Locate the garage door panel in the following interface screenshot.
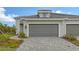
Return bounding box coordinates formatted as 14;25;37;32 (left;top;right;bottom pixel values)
66;24;79;36
29;24;58;37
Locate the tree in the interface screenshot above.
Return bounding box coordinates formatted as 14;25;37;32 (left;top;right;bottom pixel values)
0;23;16;34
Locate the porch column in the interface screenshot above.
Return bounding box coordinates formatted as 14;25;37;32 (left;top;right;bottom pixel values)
23;21;26;34
27;24;29;37
59;21;66;37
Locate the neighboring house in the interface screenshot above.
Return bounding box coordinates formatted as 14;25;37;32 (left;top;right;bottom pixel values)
15;10;79;37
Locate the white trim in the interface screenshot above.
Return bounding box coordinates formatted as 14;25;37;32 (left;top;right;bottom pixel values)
58;24;60;37
59;22;66;37
23;21;27;35
28;21;61;24
65;20;79;24
27;24;29;37
21;18;64;21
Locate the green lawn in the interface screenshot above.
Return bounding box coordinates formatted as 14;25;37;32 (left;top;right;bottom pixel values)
0;33;23;51
0;47;16;51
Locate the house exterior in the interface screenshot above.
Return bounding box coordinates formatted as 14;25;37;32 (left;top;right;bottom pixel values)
15;10;79;37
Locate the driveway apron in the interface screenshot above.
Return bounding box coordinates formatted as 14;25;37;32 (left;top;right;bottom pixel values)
17;37;79;51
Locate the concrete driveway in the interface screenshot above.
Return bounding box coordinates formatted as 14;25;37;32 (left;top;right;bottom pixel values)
17;37;79;51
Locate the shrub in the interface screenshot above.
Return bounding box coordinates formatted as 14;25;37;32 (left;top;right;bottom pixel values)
18;32;26;38
63;34;76;41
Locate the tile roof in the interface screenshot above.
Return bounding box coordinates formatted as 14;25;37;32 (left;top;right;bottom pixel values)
15;13;79;19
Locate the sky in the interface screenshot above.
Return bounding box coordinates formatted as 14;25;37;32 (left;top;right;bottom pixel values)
1;7;79;26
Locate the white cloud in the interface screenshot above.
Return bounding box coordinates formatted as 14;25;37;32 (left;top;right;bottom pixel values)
8;14;18;18
54;10;72;15
55;10;63;13
0;7;17;22
0;8;5;12
0;16;15;22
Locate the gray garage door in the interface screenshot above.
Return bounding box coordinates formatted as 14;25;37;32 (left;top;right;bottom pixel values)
66;24;79;36
29;24;58;37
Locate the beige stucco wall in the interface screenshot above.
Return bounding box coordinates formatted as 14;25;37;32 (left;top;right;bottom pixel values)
16;18;79;37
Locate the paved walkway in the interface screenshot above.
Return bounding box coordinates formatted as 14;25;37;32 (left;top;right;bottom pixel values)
17;37;79;51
